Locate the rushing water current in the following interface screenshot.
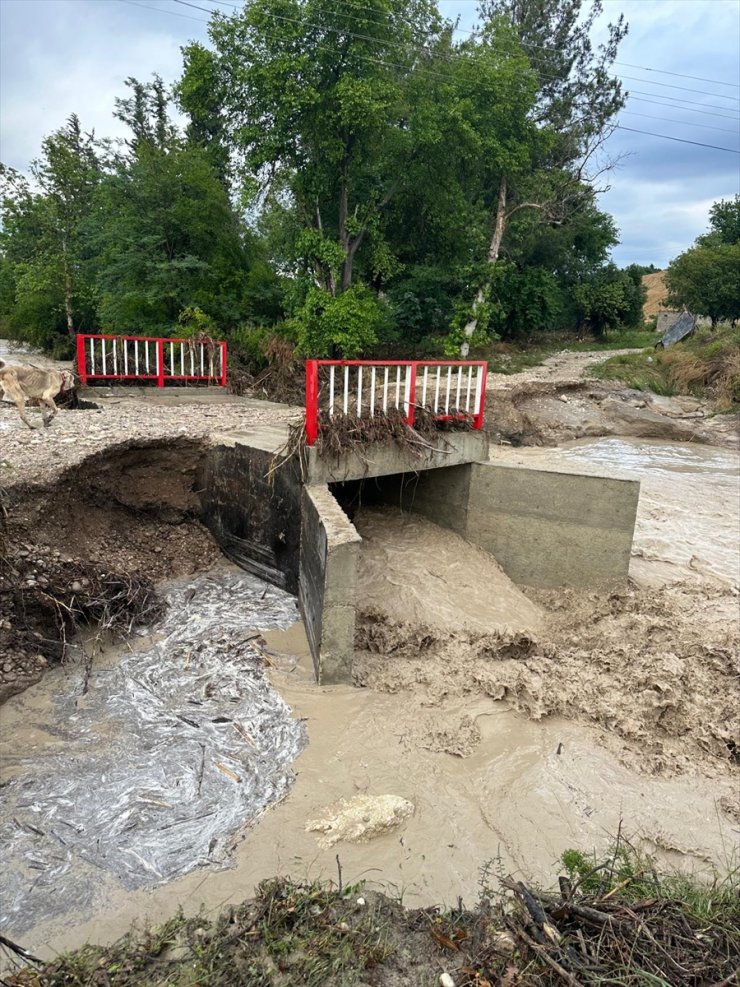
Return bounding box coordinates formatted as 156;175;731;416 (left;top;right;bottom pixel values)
0;568;306;934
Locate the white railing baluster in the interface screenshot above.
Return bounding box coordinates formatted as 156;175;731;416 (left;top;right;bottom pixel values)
466;366;472;410
434;367;441;415
382;368;389;413
112;339;118;375
456;367;462;411
209;350;214;378
370;366;376;416
343;366;349;414
395;366;401;411
180;343;185;377
190;346;195;377
403;365;412;418
102;340;107;376
445;366;452;413
357;366;363;416
329;365;335;417
145;341;150;374
421;366;429;409
134;340;139;376
200;345;204;377
123;340;129;376
89;337;95;377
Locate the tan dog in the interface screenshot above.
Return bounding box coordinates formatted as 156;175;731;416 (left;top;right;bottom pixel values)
0;360;76;429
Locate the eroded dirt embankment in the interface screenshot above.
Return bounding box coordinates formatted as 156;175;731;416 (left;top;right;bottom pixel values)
0;439;219;702
485;349;739;448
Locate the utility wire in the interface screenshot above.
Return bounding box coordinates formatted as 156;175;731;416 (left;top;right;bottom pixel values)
118;0;740;153
621;110;740;136
627;96;739;122
202;0;740;90
615;126;739;154
173;0;740;119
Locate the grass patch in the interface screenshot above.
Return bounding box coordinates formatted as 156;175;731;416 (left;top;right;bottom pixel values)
591;322;740;410
5;846;739;986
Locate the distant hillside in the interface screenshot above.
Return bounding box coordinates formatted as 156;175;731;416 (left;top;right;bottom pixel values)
642;270;669;318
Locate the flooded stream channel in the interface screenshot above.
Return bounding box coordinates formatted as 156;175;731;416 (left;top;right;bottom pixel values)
1;436;738;959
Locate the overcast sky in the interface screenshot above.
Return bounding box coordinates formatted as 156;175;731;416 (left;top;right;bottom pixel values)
1;0;738;267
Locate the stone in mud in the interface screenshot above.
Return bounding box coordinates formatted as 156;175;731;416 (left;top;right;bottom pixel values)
306;794;414;848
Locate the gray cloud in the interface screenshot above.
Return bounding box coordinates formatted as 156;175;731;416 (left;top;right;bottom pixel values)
0;0;737;268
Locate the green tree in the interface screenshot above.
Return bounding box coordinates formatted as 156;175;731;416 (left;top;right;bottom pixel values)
665;197;740;326
180;0;442;352
0;116;100;344
457;0;628;350
665;244;740;326
699;195;740;247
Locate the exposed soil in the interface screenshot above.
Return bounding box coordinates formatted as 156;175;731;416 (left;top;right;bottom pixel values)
642;270;668;318
484;349;739;448
0;439;221;703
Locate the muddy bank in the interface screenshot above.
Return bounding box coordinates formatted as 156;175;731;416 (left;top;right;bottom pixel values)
486;378;738;448
7;863;738;987
0;440;220;702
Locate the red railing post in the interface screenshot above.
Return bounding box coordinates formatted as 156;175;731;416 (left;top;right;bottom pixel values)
305;360;319;445
75;334;88;387
157;338;165;388
220;342;228;388
474;362;487;430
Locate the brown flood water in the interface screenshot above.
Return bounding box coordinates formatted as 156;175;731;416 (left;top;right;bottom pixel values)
4;437;739;959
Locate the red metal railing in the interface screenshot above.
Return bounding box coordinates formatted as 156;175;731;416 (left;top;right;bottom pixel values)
305;359;487;445
76;333;227;388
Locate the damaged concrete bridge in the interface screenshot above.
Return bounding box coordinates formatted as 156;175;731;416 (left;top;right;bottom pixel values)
201;360;640;684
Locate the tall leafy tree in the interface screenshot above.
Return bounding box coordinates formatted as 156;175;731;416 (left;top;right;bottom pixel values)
456;0;628;349
665;196;740;326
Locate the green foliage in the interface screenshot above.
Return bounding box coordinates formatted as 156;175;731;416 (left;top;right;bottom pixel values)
665;242;740;326
291;284;384;357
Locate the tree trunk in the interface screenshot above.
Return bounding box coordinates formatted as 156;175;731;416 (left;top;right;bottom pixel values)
460;175;508;356
61;236;75;336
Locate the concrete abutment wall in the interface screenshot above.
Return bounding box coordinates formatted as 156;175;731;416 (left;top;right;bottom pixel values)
201;429;640;683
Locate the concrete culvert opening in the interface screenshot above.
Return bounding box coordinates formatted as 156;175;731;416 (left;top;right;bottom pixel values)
0;440;306;936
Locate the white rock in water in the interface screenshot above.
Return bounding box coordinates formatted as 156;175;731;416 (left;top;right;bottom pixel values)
306;794;414;848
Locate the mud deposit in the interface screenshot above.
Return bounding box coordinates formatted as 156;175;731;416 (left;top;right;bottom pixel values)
354;508;543;637
0;565;305;936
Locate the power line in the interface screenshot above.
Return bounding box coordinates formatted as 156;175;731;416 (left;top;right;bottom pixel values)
621;110;740;136
627;95;739;121
120;0;209;21
202;0;740;90
626;88;740;115
174;0;740;105
615;125;739;154
615;60;739;90
119;0;740;154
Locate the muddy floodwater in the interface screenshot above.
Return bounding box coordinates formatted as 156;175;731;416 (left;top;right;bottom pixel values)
2;437;739;959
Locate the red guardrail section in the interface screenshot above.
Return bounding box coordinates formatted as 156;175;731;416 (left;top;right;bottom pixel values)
305;359;487;445
76;333;227;387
